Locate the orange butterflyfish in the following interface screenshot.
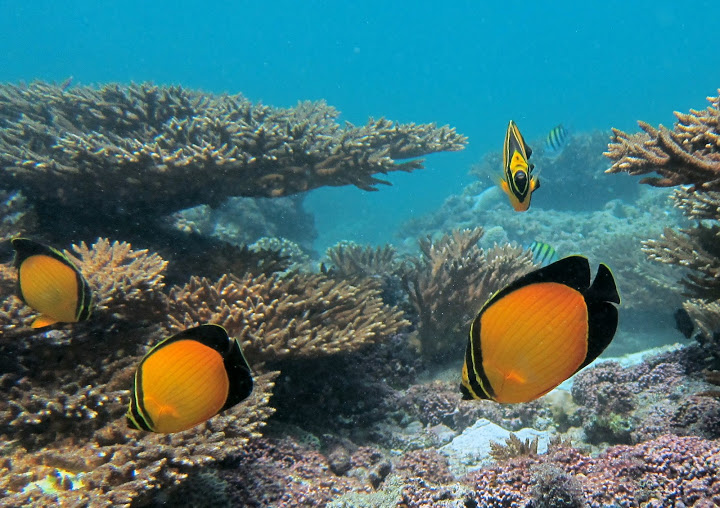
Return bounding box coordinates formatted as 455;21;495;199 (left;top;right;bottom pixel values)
500;120;539;212
461;255;620;404
11;238;93;328
126;324;254;433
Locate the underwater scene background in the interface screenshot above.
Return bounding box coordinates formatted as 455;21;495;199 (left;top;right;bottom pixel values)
2;1;720;506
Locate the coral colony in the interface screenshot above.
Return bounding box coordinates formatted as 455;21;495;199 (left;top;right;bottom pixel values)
1;83;720;506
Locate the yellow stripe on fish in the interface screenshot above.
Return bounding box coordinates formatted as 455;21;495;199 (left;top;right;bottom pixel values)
501;120;539;212
127;324;254;433
461;255;620;403
11;238;92;328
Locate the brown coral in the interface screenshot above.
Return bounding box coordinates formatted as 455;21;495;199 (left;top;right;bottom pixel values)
324;242;399;279
605;90;720;189
0;81;466;237
403;227;535;361
0;370;278;507
489;433;540;463
165;271;409;363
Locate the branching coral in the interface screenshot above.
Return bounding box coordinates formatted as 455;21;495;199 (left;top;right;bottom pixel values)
0;238;285;506
489;433;539;462
402;227;535;361
641;188;720;300
324;242;399;279
0;190;36;244
0;81;466;234
605;90;720;189
164;272;409;363
0;371;278;507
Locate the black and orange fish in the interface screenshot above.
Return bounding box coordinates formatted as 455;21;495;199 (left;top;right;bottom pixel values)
500;120;539;212
461;255;620;403
12;238;93;328
127;324;254;433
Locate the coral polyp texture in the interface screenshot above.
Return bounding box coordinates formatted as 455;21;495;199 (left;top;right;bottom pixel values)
164;271;409;363
0;81;466;227
605;90;720;189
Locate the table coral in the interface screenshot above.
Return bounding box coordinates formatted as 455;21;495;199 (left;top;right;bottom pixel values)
0;81;466;235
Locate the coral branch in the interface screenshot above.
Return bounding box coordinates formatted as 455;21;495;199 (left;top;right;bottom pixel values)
605;91;720;189
0;82;466;229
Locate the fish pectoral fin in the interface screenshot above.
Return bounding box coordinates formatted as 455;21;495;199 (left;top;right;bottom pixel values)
500;180;511;195
504;370;527;385
531;176;540;191
31;315;59;328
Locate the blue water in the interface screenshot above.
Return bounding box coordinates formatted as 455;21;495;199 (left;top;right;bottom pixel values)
3;1;720;249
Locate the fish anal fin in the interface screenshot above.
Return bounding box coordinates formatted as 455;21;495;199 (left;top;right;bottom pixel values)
31;315;58;328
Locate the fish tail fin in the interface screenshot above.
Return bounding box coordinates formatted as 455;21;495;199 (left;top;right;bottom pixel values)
31;315;59;328
579;264;621;370
587;264;620;305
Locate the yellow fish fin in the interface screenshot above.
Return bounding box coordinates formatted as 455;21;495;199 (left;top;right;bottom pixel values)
31;315;59;328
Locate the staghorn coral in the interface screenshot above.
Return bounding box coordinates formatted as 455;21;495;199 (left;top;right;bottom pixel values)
0;81;466;235
402;227;535;362
164;272;409;363
605;90;720;189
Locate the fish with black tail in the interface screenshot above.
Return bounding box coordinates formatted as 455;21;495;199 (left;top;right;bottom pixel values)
11;238;93;328
461;255;620;403
127;324;254;433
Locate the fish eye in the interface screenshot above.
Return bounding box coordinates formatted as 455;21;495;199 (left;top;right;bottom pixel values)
514;170;527;188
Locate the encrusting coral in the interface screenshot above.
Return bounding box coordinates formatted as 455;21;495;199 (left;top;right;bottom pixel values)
402;227;535;362
0;81;466;238
605;89;720;189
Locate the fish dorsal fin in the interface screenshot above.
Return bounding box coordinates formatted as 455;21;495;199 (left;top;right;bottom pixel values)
483;256;590;312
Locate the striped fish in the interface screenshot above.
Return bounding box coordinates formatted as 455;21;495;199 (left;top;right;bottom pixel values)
528;240;558;266
545;124;569;154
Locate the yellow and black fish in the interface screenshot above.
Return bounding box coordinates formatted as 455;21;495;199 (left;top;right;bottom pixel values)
461;255;620;403
11;238;92;328
127;324;254;433
501;120;539;212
